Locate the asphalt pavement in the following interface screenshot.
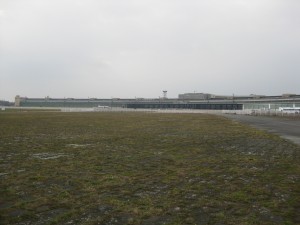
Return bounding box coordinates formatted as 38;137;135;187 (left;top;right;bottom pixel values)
221;114;300;145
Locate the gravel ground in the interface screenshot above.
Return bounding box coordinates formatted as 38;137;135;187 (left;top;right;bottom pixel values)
221;114;300;145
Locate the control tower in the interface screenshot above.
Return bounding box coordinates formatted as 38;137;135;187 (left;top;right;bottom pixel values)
163;90;167;99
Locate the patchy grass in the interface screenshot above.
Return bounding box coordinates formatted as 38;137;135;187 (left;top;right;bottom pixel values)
0;112;299;224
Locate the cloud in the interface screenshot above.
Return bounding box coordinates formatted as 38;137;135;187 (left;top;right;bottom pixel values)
0;0;300;101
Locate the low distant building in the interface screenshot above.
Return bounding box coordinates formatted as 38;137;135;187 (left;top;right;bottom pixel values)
0;100;11;106
282;93;297;98
14;93;300;110
178;93;213;100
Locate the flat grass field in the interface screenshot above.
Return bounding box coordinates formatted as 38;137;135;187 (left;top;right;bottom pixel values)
0;112;299;225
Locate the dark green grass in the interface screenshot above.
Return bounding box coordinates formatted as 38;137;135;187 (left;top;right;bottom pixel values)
0;112;299;224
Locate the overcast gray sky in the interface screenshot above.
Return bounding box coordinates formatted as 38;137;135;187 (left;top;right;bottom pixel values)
0;0;299;101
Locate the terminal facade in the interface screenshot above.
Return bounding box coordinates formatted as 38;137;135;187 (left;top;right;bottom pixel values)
14;93;300;110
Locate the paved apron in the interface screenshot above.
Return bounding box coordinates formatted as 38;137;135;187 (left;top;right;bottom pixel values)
221;114;300;146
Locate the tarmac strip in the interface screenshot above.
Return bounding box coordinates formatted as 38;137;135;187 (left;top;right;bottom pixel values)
221;114;300;146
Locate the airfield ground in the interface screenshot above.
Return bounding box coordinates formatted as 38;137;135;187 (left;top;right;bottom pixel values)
222;114;300;146
0;112;299;224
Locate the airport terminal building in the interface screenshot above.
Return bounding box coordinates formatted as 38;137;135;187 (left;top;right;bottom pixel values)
14;93;300;110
